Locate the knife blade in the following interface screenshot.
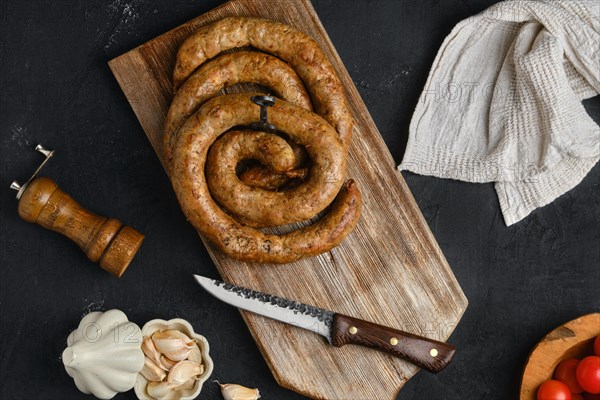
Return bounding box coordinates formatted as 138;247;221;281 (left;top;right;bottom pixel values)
193;275;456;373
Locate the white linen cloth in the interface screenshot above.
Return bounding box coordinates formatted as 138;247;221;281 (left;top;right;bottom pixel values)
398;0;600;225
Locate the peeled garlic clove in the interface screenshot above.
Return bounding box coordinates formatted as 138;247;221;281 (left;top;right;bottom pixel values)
146;381;174;400
187;344;202;364
142;336;163;367
218;383;261;400
140;356;167;382
152;330;195;361
167;360;204;388
160;355;178;371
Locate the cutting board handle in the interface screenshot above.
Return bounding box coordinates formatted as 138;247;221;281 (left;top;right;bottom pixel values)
331;314;456;373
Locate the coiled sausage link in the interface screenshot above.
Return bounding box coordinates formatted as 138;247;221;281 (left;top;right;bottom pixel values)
168;17;362;263
171;93;361;263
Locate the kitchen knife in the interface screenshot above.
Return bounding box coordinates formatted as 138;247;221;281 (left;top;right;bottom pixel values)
193;275;456;373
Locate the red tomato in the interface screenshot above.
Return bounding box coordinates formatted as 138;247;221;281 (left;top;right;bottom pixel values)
537;380;572;400
576;356;600;394
595;335;600;356
555;359;584;393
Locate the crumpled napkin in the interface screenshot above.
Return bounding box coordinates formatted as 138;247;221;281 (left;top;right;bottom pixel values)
398;0;599;225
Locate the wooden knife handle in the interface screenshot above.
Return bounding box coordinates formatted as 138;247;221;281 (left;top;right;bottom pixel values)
331;313;456;373
17;177;144;277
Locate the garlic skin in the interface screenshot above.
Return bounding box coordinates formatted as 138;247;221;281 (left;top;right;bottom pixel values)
176;377;196;391
142;336;163;368
167;360;204;388
219;383;261;400
159;355;178;371
146;381;174;400
140;357;167;382
187;344;202;364
152;330;195;361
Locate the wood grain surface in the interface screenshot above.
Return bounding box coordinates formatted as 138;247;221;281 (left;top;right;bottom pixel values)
108;0;468;398
520;313;600;400
17;177;144;277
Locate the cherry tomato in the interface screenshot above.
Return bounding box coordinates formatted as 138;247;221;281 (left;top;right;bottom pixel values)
537;380;572;400
594;335;600;356
576;356;600;394
555;359;584;393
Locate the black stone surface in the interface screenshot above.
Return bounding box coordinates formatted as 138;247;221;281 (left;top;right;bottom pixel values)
1;1;598;399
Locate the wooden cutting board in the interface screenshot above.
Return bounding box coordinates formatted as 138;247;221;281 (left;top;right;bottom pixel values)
109;0;468;398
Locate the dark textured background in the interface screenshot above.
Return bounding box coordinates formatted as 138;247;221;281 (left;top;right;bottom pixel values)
1;1;599;399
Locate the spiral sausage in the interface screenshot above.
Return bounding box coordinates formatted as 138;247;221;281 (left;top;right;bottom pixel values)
167;17;362;263
171;93;362;263
175;93;346;225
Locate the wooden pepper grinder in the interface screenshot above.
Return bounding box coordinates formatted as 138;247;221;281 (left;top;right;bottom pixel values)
10;144;144;277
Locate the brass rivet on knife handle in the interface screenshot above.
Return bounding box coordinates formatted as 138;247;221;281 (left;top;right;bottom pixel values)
349;326;358;335
331;314;456;374
11;145;144;277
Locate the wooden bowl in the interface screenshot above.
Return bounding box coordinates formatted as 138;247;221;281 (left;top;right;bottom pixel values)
520;313;600;400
